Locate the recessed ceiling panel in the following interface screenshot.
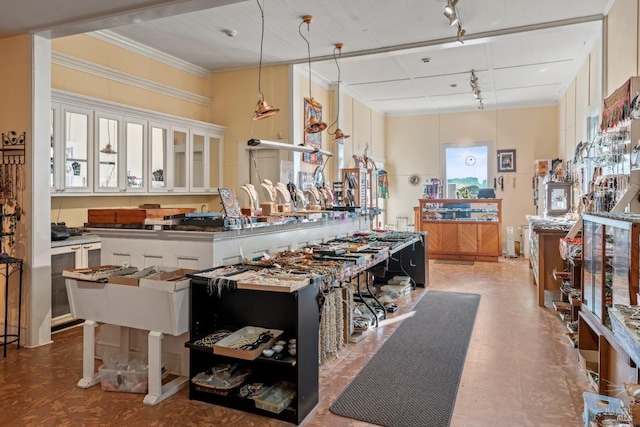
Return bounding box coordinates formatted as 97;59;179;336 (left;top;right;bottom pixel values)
415;70;494;95
312;55;407;86
372;97;437;115
393;43;490;78
493;61;576;90
490;21;601;69
495;85;563;106
349;79;425;102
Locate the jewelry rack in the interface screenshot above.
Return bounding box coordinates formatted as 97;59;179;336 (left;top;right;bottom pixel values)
0;131;24;357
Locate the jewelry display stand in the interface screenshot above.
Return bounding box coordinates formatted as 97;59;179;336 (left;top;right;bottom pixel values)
0;131;25;358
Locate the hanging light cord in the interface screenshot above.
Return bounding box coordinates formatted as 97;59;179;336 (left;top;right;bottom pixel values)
298;19;312;100
256;0;265;100
329;46;341;133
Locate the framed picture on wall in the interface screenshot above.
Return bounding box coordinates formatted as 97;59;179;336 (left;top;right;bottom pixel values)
497;149;516;172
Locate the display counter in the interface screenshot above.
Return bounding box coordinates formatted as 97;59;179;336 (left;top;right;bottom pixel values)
89;215;366;270
526;215;575;306
416;198;502;262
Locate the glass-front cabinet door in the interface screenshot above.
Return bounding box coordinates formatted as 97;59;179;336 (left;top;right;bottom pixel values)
149;123;168;191
608;225;630;328
125;119;146;191
63;106;93;192
191;132;206;191
189;132;222;192
209;135;222;190
172;128;188;192
95;113;121;191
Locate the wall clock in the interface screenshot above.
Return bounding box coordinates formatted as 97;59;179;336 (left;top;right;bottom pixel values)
408;174;421;186
465;155;476;166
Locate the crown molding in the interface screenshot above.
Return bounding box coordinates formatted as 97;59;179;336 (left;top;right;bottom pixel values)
51;51;211;107
88;30;211;78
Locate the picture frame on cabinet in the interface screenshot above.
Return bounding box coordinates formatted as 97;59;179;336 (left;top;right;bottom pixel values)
497;149;516;173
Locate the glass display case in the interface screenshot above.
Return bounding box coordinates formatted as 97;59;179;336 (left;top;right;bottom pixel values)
417;198;502;262
582;213;639;329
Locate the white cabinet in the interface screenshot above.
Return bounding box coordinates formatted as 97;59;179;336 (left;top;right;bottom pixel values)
51;239;101;327
50;90;226;197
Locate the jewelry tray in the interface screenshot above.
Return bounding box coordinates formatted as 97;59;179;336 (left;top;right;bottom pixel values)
214;326;283;360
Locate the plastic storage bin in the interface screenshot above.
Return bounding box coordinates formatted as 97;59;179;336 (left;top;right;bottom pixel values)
582;392;628;427
254;381;296;414
99;365;149;393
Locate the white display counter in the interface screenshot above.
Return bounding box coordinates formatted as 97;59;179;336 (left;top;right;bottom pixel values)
67;279;189;405
90;216;366;269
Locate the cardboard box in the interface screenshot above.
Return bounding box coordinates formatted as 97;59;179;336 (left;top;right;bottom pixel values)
214;326;283;360
108;266;169;287
579;349;599;374
139;268;195;292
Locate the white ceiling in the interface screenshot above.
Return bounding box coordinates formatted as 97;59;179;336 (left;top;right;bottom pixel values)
0;0;613;115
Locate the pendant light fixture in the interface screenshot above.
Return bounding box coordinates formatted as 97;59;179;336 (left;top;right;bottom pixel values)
330;43;350;144
252;0;279;120
100;119;116;154
299;15;327;134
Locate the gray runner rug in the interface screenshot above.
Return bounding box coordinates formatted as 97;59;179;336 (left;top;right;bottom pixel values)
330;290;480;427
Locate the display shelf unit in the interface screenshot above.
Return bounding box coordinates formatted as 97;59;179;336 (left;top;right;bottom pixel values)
416;198;501;262
341;168;377;210
582;213;639;329
187;279;319;425
578;213;640;397
526;216;575;307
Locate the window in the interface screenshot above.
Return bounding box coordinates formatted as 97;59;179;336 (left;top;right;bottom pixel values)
443;143;491;198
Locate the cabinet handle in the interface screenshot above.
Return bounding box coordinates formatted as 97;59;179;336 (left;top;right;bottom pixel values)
70;246;81;250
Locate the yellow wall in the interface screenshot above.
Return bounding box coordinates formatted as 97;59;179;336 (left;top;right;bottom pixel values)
606;0;638;94
211;65;289;191
52;35;211;121
0;35;30;262
386;106;558;231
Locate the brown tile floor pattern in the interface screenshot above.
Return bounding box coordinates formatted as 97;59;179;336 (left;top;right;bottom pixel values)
0;258;591;426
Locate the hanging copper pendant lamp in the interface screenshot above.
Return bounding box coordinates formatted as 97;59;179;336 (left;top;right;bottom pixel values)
300;15;327;134
330;43;350;144
252;0;279;120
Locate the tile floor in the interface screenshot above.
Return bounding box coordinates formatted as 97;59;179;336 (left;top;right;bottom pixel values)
0;258;592;426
